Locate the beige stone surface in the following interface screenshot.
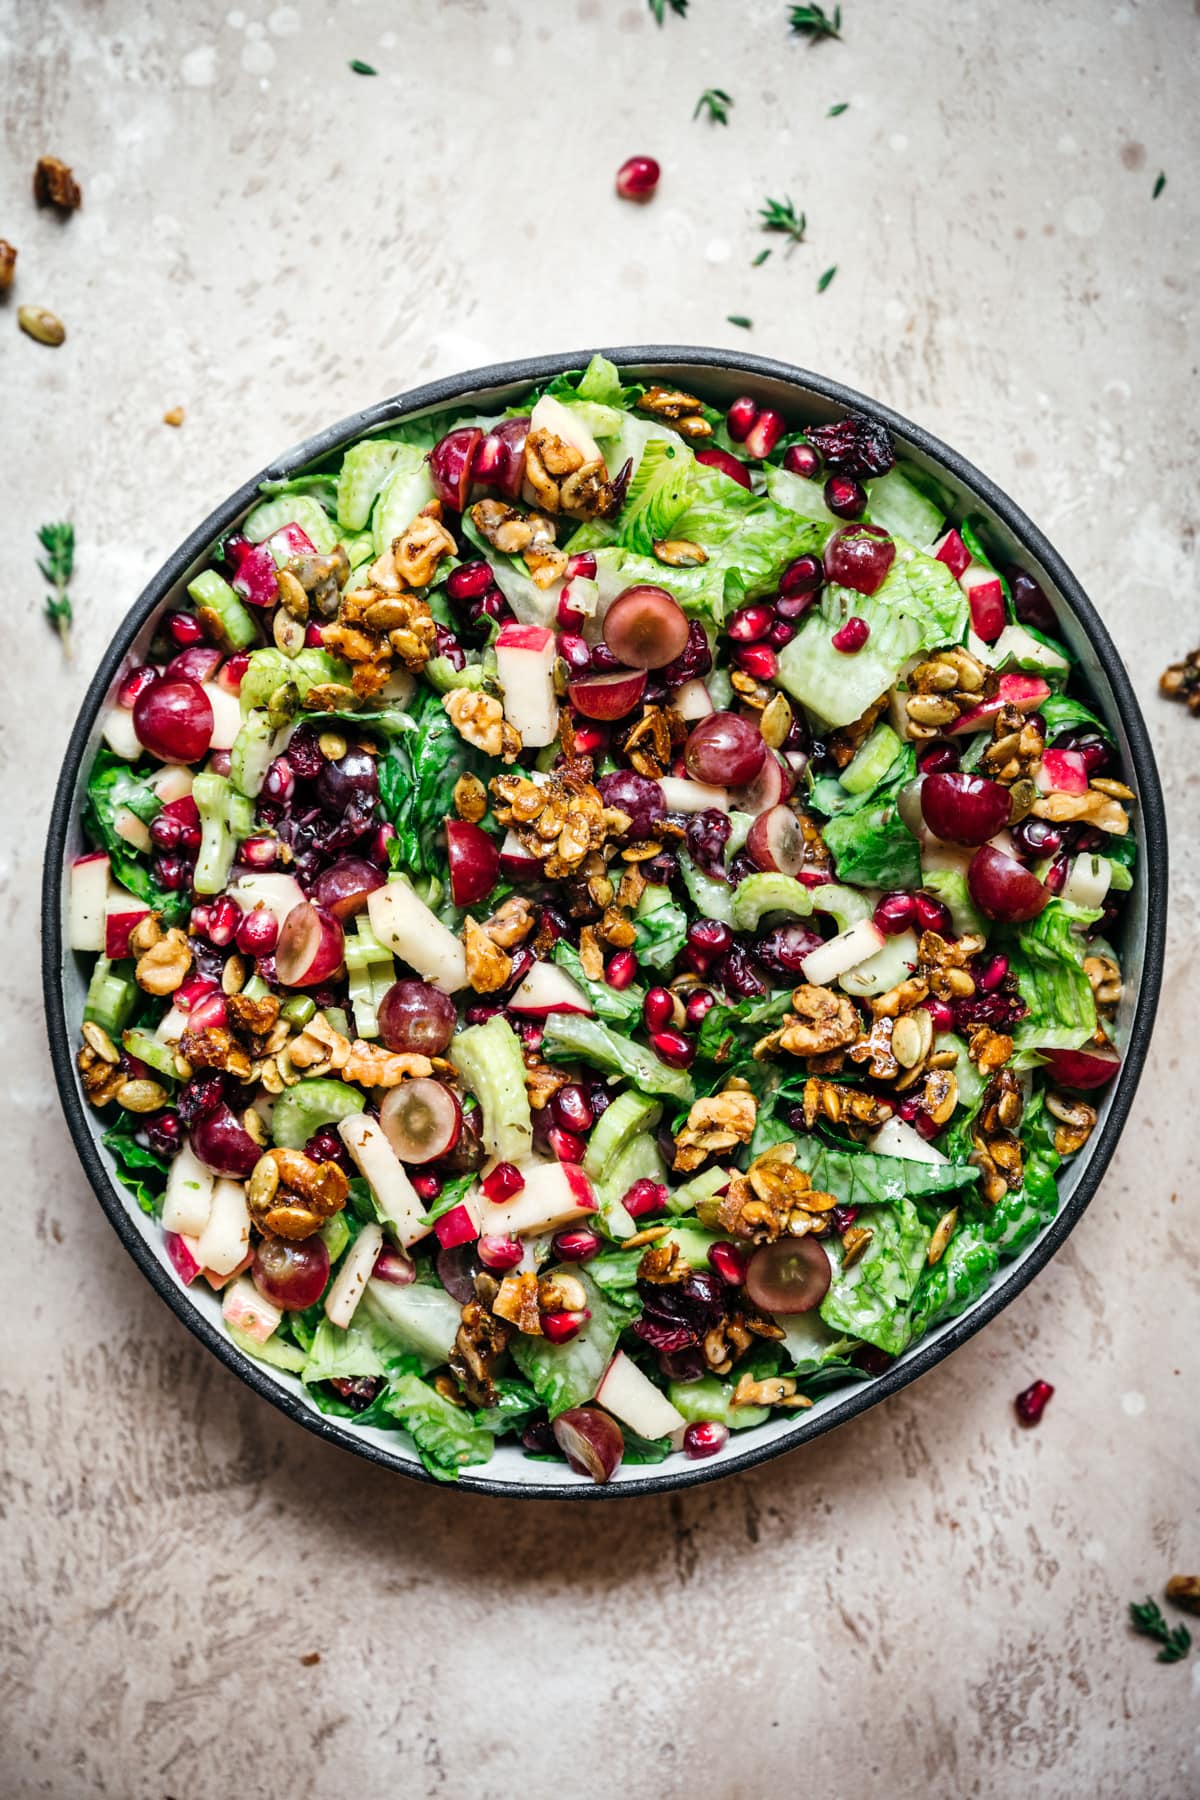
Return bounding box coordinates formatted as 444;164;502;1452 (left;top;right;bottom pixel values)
2;1;1197;1795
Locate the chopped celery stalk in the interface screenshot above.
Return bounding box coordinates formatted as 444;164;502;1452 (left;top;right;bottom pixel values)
731;873;816;933
667;1224;724;1268
241;974;270;1002
807;882;873;931
336;439;400;531
192;771;251;894
323;1005;350;1040
229;710;280;799
227;1324;308;1373
668;1375;769;1431
83;959;137;1036
345;917;395;1039
271;1078;366;1150
243;493;339;554
865;467;945;548
725;810;756;859
238;647;352;717
319;1211;352;1265
666;1164;731;1216
677;855;735;925
281;994;316;1026
341;528;376;569
635;882;672;918
372;448;437;557
186;569;258;652
541;1013;695;1106
449;1015;534;1165
840;722;904;795
121;1028;179;1081
583;1089;662;1183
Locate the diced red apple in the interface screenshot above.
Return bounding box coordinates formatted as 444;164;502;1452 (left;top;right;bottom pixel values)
509;960;594;1017
230;871;306;934
867;1117;950;1164
480;1160;597;1237
112;805;152;854
594;1350;686;1439
101;705;142;760
959;564;1007;644
222;1274;283;1344
324;1222;384;1328
202;682;243;751
989;622;1069;676
338;1113;430;1249
1061;853;1112;909
366;880;468;993
932;528;971;580
673;678;715;722
162;1139;217;1236
232;540;281;606
495;622;559;746
1040;1044;1121;1090
434;1203;480;1249
150;764;195;804
1036;748;1088;795
105;892;152;959
446;819;501;906
203;1246;255;1290
658;775;730;813
567;668;648;720
164;1231;204;1286
949;672;1052;734
195;1177;252;1277
68;851;110;952
801;918;886;986
499;830;541;882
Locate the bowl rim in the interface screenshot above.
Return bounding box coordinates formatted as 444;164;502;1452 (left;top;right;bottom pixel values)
42;344;1168;1500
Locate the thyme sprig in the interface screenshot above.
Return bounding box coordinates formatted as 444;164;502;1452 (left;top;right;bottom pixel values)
649;0;688;22
694;87;733;125
38;521;75;657
1129;1597;1192;1664
759;196;807;249
789;4;842;42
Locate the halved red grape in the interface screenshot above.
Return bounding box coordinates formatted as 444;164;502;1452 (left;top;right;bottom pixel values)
275;902;346;987
552;1406;624;1483
967;844;1050;923
165;644;224;685
823;523;896;596
472;416;529;502
920;772;1012;847
428;426;481;511
733;752;790;817
685;711;766;787
311;856;385;922
746;803;808;875
567;668;648;720
603;585;690;670
1040;1044;1120;1089
252;1232;330;1310
377;979;458;1055
190;1102;262;1179
132;676;214;763
446;820;500;906
745;1236;831;1314
379;1079;463;1164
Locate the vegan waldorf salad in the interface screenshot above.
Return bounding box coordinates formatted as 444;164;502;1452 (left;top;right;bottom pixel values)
69;357;1134;1482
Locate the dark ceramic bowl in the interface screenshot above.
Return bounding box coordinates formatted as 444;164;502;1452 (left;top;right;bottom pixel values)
42;348;1168;1496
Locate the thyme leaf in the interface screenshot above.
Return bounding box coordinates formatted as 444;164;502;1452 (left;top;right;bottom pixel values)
726;315;753;329
1129;1597;1192;1664
817;264;838;292
789;4;842;42
348;58;377;75
38;520;75;657
759;195;807;248
649;0;688;21
694;87;733;125
1152;171;1166;199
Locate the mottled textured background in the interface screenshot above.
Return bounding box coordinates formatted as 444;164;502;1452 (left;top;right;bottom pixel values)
2;1;1197;1795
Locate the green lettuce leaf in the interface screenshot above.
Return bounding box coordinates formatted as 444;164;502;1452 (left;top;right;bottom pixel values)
617;437;697;554
821;746;921;888
83;749;188;922
1040;692;1113;743
378;686;491;879
510;1269;626;1418
541;1013;695;1104
1008;900;1100;1067
552;940;645;1025
819;1198;930;1354
632;894;689;971
696;989;790;1065
793;1135;979;1219
379;1372;495;1481
472;1377;543;1438
102;1114;169;1217
301;1318;385;1385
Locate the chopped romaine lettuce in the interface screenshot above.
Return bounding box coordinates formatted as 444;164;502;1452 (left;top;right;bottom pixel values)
380;1372;494;1481
552;939;645;1024
542;1013;695;1105
819;1198;930;1355
510;1269;625;1418
1008;900;1100;1068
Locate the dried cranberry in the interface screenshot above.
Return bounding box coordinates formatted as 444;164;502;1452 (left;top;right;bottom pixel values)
305;1126;352;1172
806;412;895;479
755;920;823;976
727;850;758;886
177;1071;225;1124
853;1344;895;1376
718;939;768;999
685;808;731;878
1014;1378;1054;1426
141;1109;183;1159
659;1346;708;1383
660;619;713;687
632;1270;726;1353
287;724;325;782
329;1376;384;1412
521;1417;558;1456
952;991;1028;1032
642;849;678;884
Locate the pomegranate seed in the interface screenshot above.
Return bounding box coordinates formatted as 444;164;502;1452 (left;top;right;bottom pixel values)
783;442;822;479
734;643;778;680
615;155;660;202
683;1420;729;1460
410;1172;442;1202
565;552;597;580
695;446;752;489
978;953;1009;992
913;892;952;935
825;474;867;519
546;1125;586;1163
688;917;733;959
478;1233;524;1272
624;1177;669;1219
590;642;621;673
553;1227;603;1262
650;1027;694;1069
685;988;715;1028
726;396;759;443
167;612;204;647
727;602;774;643
304;1126;348;1167
557;589;587;633
235;906;278;955
708;1240;749;1286
743;408;784;460
223;651;251;691
206;895;240;946
780;554;824;600
239;836;278;869
482;1162;525;1202
150;811;183;851
175;973;217;1011
831;1204;860;1233
831;616;870;654
117;664;158;708
917;741;960;775
208;750;232;777
142;1109;183;1158
1014;1378;1055;1426
188;991;227;1032
445;560;493;602
542;1309;589;1344
557;632;592;677
304;623;326;648
605;949;639;990
262;756;295;803
570;719;610;755
643;986;677;1033
874;890;917;935
1044;853;1069;895
551;1082;595;1134
913;1112;940;1141
926;997;954;1032
767;618;797;648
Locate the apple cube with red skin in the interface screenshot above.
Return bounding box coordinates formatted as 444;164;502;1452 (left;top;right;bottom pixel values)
508;961;593;1017
202;1247;254;1290
434;1203;480;1249
933;528;971;580
495;622;560;746
1041;1044;1120;1090
950;673;1051;734
68;851;110;952
480;1161;597;1237
594;1350;686;1439
222;1274;283;1344
1036;748;1088;795
105;881;153;959
499;829;541;882
960;564;1006;644
164;1230;204;1286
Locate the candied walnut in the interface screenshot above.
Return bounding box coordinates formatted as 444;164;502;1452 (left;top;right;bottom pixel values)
850;1015;899;1081
77;1033;126;1108
596;905;635;949
1031;785;1130;836
284;1012;432;1086
617;864;647;911
450;1298;512;1408
1084;952;1122;1015
470;498;551;556
983;704;1045;785
445;689;522;762
919;930;984;1002
577;926;604;981
777;985;860;1058
524;1059;569;1110
926;1207;959;1266
653;538;707;567
492;1270;543;1334
673;1087;757;1173
248;1148;349;1240
1045;1089;1097;1157
967;1023;1014;1073
732;1373;811;1410
34;155;82;210
840;1224;874;1268
391;507;456;587
901;646;992;740
637;384;706;423
453;772;488;823
0;240;16;289
463;916;513;993
637;1239;688;1284
179;1024;254;1083
801;1076;894;1133
483;895;535;950
226;990;282;1051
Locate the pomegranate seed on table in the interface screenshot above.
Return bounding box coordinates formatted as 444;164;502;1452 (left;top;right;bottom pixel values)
726;395;759;442
615;155;660;202
825;474;868;519
831;616;870;654
734;643;778;680
650;1027;694;1069
478;1234;524;1272
554;1228;602;1262
1014;1379;1055;1426
482;1161;525;1203
743;408;784;460
683;1421;729;1460
708;1240;749;1286
605;949;639;989
727;603;774;643
643;986;677;1033
623;1178;669;1219
783;442;822;479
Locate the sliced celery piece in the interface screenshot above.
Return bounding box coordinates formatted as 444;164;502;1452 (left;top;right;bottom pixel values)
83;959;137;1036
186;569;258;652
